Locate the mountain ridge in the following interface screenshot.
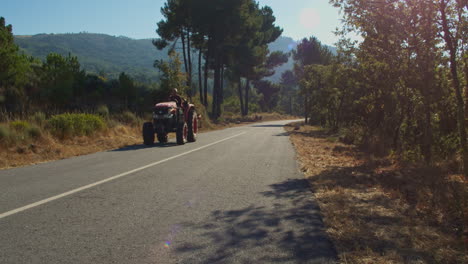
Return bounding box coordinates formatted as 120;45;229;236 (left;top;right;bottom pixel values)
14;33;335;83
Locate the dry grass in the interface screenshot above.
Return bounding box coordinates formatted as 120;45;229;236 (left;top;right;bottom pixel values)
0;113;296;170
0;124;142;169
285;122;467;264
217;112;299;127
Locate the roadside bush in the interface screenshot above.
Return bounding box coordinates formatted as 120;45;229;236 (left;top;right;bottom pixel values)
191;95;213;129
96;105;110;119
0;125;12;145
31;112;47;127
119;111;139;125
339;125;364;145
10;120;31;131
48;113;106;138
27;125;42;139
0;122;35;146
106;119;120;129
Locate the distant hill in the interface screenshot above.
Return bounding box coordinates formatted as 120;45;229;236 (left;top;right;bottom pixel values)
266;36;296;83
15;33;165;82
14;33;335;84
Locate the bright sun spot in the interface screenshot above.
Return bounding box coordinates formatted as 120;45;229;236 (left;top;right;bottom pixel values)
299;8;321;30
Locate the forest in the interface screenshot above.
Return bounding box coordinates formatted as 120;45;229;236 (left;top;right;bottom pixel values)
303;0;468;174
1;0;468;175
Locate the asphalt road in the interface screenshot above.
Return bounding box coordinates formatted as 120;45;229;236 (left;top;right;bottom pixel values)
0;120;336;264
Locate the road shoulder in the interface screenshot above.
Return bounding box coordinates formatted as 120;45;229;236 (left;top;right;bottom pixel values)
285;122;466;263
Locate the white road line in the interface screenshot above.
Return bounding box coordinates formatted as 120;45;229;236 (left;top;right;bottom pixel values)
0;132;246;220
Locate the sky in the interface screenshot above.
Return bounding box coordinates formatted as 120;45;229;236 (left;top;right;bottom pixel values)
2;0;344;46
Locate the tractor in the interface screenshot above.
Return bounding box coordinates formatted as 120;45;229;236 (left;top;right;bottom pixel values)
142;99;199;145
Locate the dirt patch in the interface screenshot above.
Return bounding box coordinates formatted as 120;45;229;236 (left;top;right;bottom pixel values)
285;122;467;264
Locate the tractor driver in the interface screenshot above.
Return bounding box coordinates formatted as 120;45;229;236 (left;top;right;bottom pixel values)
169;88;184;107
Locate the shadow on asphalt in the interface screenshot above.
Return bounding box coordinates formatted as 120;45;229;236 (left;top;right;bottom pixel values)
174;178;338;263
275;132;290;136
110;142;179;151
251;124;285;128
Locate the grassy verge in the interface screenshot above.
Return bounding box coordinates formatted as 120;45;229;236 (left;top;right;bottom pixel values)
0;113;142;169
0;112;296;170
285;122;467;264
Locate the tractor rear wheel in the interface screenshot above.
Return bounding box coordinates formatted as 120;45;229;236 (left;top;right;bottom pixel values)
187;110;197;142
176;122;187;145
143;122;155;145
157;133;168;143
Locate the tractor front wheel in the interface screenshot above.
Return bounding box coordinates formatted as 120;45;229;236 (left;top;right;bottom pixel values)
157;133;168;143
187;110;198;142
143;122;155;145
176;122;187;145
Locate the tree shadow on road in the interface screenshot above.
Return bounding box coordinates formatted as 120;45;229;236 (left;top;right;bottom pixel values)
174;178;338;263
110;142;179;151
251;124;286;128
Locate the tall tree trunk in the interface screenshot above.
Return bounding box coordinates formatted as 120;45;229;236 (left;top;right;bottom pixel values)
289;94;292;115
212;55;221;119
238;76;244;115
304;92;308;124
186;28;193;97
464;51;468;116
423;108;433;164
198;48;203;104
244;79;250;116
220;64;224;105
441;0;468;176
203;55;209;107
181;31;188;77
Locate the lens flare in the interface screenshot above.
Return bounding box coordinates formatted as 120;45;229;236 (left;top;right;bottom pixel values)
164;241;171;248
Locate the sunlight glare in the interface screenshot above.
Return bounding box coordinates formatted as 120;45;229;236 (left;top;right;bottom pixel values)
299;8;321;30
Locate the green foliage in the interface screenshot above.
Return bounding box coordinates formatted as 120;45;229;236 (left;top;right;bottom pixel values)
223;96;242;114
26;125;42;139
96;105;110;118
339;126;364;145
253;80;280;111
10;120;31;131
0;124;11;144
155;0;284;118
117;72;136;109
276;70;302;115
40;53;85;106
118;111;139;125
30;112;46;127
0;17;32;111
292;0;468;168
248;102;260;113
154;50;187;96
0;121;41;146
47;113;106;138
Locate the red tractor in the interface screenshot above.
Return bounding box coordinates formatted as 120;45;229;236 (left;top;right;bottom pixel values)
142;100;199;145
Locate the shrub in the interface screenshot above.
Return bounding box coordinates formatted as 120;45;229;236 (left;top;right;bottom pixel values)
10;120;31;131
48;113;106;138
119;111;139;125
106;119;120;129
31;112;46;127
96;105;110;119
27;125;42;139
339;125;364;145
0;125;12;144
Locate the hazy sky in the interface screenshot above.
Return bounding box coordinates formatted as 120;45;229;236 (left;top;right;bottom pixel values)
3;0;343;45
